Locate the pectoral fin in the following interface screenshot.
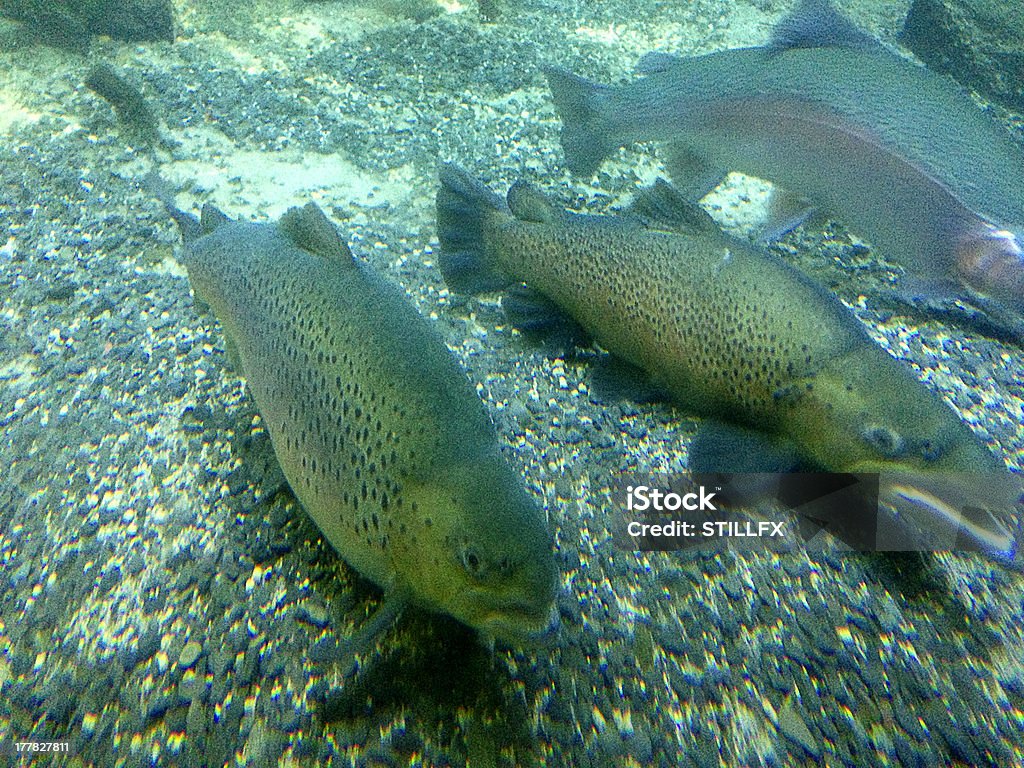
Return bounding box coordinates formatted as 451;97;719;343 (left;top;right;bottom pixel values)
335;595;406;680
588;356;667;404
689;420;803;474
502;284;588;353
223;334;243;374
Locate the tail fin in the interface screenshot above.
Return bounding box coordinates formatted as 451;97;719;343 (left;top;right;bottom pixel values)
435;164;510;294
543;66;616;177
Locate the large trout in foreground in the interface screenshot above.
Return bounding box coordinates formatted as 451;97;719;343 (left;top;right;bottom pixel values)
544;0;1024;340
174;201;556;643
436;164;1020;558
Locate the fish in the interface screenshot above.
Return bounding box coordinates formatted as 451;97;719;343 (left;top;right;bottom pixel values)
173;200;557;644
1;0;175;50
435;163;1020;558
543;0;1024;339
85;63;161;147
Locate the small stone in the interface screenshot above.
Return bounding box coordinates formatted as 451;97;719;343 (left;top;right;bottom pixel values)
178;641;202;669
777;696;821;759
296;602;331;629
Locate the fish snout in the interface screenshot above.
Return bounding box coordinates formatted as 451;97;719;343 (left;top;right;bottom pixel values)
875;469;1021;559
955;223;1024;309
472;591;561;646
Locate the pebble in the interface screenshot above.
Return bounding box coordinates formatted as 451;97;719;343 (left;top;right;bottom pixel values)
309;635;348;665
776;697;821;759
178;672;206;701
894;733;927;768
692;736;721;768
146;694;173;723
178;641;203;669
1;6;1022;768
166;705;188;733
133;630;162;669
296;601;331;629
210;647;234;678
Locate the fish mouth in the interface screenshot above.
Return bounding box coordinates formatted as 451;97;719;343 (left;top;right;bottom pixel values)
462;591;560;645
954;223;1024;308
865;468;1022;559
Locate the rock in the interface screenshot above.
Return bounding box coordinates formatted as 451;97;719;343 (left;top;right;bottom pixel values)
295;602;331;629
178;641;203;670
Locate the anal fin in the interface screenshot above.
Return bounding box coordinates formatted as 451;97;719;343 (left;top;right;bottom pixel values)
759;188;823;242
664;144;728;202
872;278;1024;347
626;178;720;236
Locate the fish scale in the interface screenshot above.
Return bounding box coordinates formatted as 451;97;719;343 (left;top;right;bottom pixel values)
508;221;856;422
176;201;556;643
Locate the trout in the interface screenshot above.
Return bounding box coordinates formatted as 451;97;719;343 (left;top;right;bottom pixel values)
175;201;556;642
435;163;1019;557
544;0;1024;335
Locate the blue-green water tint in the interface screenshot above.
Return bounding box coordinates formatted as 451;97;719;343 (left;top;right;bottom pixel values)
1;0;1023;766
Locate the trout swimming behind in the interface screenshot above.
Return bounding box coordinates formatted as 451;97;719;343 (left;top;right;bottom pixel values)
545;0;1024;339
436;164;1019;558
174;201;556;643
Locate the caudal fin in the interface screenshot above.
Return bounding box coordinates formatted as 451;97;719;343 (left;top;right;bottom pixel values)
435;164;510;294
543;65;616;177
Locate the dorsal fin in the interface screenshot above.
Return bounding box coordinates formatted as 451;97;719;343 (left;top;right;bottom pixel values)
506;181;561;224
278;202;355;264
199;204;232;234
626;179;720;236
769;0;881;53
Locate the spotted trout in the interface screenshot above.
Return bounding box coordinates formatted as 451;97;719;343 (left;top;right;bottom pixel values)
544;0;1024;336
436;163;1019;557
174;201;556;642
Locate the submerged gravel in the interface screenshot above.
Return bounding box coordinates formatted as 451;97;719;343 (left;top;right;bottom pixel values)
1;0;1023;766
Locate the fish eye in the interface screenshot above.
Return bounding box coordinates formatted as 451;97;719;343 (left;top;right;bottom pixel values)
861;424;905;458
460;547;484;577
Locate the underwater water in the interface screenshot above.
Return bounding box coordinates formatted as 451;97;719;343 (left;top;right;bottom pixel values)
1;0;1023;766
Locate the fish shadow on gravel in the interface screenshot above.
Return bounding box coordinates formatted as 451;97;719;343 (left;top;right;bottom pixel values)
314;607;538;764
